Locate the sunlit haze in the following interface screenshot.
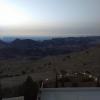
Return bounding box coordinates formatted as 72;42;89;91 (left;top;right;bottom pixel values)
0;0;100;37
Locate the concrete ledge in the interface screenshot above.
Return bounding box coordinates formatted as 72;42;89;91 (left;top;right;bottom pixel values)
41;87;100;92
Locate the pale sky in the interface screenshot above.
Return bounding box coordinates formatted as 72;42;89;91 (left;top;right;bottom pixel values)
0;0;100;37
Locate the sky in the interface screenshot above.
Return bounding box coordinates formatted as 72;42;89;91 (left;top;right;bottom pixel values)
0;0;100;37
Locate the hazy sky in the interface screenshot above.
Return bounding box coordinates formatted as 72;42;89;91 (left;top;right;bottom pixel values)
0;0;100;37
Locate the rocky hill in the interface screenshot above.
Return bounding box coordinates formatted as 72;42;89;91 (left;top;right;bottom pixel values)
1;44;100;80
0;36;100;88
0;36;100;60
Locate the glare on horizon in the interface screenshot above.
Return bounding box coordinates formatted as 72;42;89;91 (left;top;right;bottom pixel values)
0;0;100;37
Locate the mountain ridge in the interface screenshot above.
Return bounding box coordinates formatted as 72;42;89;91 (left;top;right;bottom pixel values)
0;36;100;59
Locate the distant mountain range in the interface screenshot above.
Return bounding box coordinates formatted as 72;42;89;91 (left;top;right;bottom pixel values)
0;36;100;60
0;36;52;42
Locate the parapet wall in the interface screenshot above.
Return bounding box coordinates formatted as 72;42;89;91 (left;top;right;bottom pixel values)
40;88;100;100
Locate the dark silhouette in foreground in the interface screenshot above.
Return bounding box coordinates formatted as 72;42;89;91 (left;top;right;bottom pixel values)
0;83;2;100
23;76;39;100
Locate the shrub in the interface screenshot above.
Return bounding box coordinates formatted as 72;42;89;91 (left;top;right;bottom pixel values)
48;62;52;65
23;76;39;100
22;71;26;75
